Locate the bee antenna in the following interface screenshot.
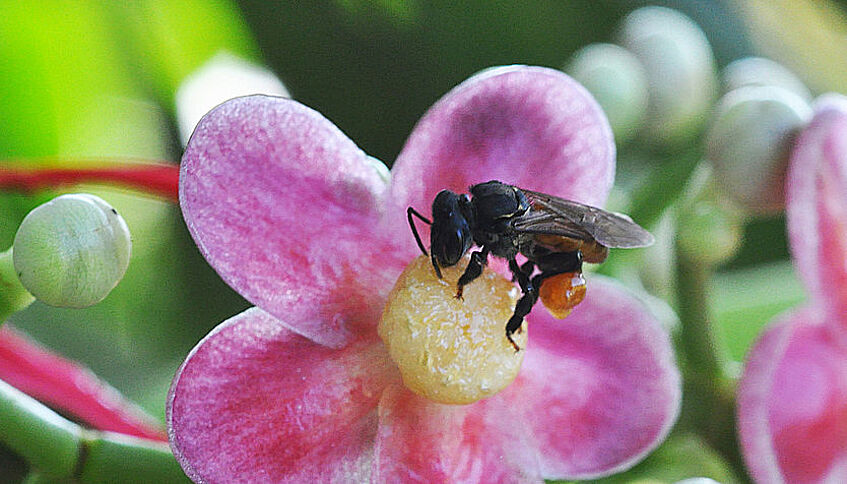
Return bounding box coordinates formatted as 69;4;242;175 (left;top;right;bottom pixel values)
407;206;432;256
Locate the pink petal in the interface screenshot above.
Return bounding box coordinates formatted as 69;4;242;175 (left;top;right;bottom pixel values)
787;98;847;328
737;308;847;484
388;65;615;239
501;276;680;480
180;95;406;348
167;307;400;483
373;384;542;483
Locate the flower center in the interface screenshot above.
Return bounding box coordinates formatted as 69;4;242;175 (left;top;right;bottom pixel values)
378;254;526;404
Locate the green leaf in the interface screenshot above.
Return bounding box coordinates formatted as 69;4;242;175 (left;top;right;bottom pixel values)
106;0;260;106
712;261;805;362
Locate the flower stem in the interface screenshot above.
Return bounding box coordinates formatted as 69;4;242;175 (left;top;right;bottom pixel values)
0;379;187;482
78;432;189;483
675;250;725;379
0;379;80;478
0;248;35;323
0;326;167;441
0;162;179;203
674;249;746;476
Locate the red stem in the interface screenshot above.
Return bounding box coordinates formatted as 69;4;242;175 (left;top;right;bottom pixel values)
0;163;179;203
0;325;167;442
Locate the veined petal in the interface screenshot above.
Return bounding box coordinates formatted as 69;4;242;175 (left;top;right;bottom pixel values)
180;95;405;347
167;307;399;483
501;276;680;480
389;65;615;238
373;385;541;483
737;308;847;484
787;98;847;328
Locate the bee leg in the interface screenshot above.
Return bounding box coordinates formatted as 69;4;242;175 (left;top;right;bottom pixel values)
506;256;538;350
505;252;584;351
506;285;537;352
431;252;443;279
508;259;534;289
456;248;489;299
506;332;521;353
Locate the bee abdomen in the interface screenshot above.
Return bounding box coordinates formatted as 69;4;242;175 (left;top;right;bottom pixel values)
534;235;608;263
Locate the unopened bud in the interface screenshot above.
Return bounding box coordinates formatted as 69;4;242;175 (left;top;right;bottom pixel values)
176;52;290;145
13;194;131;308
722;57;812;101
706;86;812;215
567;43;648;144
619;7;717;146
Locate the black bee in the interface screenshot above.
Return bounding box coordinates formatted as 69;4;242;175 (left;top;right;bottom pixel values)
407;180;654;351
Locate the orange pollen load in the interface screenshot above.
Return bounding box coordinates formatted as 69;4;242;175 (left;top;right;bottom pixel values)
538;271;587;319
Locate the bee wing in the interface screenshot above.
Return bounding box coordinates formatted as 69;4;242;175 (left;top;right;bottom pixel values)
512;208;593;239
515;188;655;248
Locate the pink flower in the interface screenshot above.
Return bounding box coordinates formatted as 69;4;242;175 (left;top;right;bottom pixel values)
168;65;680;482
738;96;847;483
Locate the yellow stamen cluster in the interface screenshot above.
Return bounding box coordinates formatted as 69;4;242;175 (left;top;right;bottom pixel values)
379;255;526;404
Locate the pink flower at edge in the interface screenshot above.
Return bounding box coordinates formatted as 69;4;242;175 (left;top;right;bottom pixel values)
738;95;847;484
168;65;681;483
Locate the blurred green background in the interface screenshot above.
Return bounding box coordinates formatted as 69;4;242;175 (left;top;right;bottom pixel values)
1;0;844;481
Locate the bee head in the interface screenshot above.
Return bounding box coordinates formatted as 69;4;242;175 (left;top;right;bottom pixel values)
430;190;474;276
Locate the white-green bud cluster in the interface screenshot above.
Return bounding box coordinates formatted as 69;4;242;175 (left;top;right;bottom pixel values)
564;6;815;219
618;6;717;146
13;194;131;308
565;6;717;148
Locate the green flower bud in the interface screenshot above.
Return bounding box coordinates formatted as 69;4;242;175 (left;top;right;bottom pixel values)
722;57;812;101
677;164;744;267
677;199;743;267
706;86;812;215
619;7;717;146
13;194;131;308
567;43;648;144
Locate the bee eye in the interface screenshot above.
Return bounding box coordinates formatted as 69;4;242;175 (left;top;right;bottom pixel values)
430;190;475;268
436;228;463;264
434;218;472;267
